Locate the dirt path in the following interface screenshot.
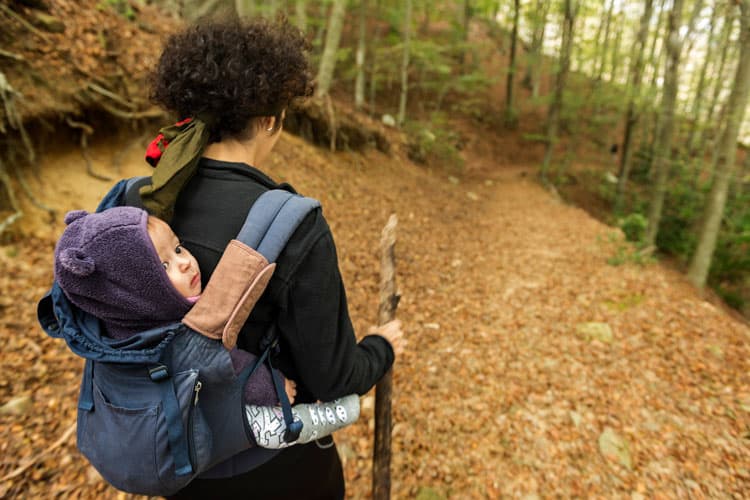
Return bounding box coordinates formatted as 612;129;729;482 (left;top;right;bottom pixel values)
372;167;750;498
1;131;749;498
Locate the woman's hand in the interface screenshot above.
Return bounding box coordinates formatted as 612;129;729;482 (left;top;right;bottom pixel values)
285;378;297;404
370;319;405;357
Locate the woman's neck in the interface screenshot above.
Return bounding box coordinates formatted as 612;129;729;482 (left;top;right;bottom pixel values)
202;138;261;167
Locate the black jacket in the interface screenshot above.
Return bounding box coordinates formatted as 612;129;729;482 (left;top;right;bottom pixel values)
129;158;393;403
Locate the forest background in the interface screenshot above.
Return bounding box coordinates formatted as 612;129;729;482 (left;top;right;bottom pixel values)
1;0;750;498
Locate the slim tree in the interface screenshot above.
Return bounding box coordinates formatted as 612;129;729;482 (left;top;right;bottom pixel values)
540;0;577;183
295;0;307;32
505;0;520;127
686;4;719;155
523;0;550;98
645;0;685;247
596;0;615;81
315;0;348;98
688;0;750;287
235;0;255;18
355;0;368;110
609;11;624;83
615;0;655;213
698;12;737;166
397;0;413;127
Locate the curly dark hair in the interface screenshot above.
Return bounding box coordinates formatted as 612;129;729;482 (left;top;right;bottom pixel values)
150;19;313;141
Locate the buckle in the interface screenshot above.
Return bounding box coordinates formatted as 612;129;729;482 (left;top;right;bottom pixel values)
283;420;303;443
149;365;169;382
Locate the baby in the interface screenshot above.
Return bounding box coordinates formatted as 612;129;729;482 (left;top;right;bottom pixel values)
54;207;359;448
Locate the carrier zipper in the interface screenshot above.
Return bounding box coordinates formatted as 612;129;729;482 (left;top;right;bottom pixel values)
193;381;202;406
187;378;202;470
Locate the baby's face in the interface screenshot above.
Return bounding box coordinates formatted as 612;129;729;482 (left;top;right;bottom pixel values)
147;217;202;298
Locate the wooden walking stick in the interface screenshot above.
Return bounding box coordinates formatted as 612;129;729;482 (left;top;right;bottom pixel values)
372;214;399;500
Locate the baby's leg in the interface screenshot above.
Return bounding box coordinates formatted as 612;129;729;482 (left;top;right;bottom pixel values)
245;394;360;449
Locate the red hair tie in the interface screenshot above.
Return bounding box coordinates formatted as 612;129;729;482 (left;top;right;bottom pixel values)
144;117;194;167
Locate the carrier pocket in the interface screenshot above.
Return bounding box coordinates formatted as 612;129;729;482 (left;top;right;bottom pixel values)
77;369;210;497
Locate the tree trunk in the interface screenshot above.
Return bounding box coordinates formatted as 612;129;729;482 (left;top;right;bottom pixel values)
609;11;624;83
642;0;666;152
295;0;307;32
397;0;413;127
523;0;549;98
596;0;615;81
686;4;718;155
460;0;472;67
183;0;234;21
540;0;577;183
688;1;750;288
355;0;368;110
369;6;385;114
504;0;520;127
315;0;348;98
234;0;254;18
267;0;279;19
615;0;654;213
698;11;737;167
645;0;685;247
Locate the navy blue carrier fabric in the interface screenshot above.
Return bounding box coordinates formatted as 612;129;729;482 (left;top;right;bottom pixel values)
37;177;322;495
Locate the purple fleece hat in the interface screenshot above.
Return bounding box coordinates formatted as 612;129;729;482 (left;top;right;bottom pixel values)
54;207;192;339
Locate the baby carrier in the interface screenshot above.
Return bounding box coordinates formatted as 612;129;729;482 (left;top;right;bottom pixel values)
37;177;320;496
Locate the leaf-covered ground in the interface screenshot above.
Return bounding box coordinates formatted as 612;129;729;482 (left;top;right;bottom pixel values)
1;126;749;499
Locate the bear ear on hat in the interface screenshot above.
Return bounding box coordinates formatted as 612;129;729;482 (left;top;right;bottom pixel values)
58;247;95;276
64;210;89;225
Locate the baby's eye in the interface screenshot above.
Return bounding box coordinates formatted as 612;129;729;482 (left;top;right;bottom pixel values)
162;262;169;270
175;244;183;254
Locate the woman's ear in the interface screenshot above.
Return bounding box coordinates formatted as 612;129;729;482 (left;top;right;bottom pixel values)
263;116;277;133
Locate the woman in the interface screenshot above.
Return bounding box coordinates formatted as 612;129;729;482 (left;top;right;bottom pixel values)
129;19;404;499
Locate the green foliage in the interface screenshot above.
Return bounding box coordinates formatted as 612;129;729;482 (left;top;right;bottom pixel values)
405;114;463;171
653;172;703;261
97;0;135;20
618;213;648;243
607;233;653;267
614;157;750;310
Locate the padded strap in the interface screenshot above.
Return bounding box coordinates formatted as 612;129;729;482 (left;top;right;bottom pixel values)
237;190;320;263
149;364;193;477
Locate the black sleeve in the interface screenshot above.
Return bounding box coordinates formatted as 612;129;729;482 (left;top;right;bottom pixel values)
276;229;394;401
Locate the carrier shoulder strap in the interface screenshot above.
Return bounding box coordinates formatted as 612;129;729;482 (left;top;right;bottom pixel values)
182;190;320;350
237;189;321;262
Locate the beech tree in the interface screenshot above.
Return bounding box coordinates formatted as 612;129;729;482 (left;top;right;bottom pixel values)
316;0;348;98
615;0;654;213
505;0;520;127
523;0;550;98
645;0;688;247
355;0;368;110
397;0;413;127
295;0;307;32
540;0;578;183
688;0;750;288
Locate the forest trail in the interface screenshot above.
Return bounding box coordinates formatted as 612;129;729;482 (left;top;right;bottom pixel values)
1;130;749;498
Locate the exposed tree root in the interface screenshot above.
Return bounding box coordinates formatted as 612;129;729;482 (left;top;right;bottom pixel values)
0;48;25;62
0;158;23;236
284;98;390;154
94;99;164;120
325;94;337;152
11;162;56;221
86;82;137;110
112;130;150;173
0;3;50;42
65;117;112;182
